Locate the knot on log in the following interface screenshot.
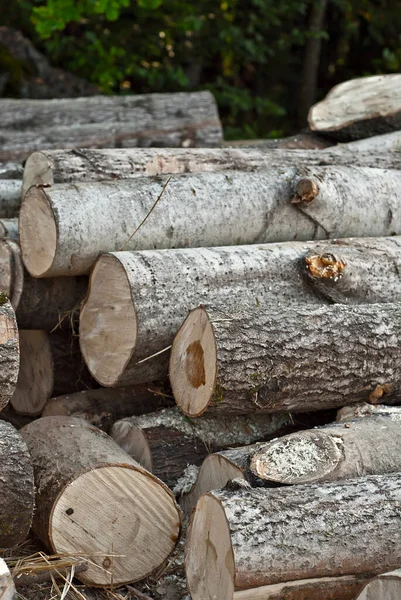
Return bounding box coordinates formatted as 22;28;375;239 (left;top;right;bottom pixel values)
291;178;320;204
369;383;392;404
305;253;346;281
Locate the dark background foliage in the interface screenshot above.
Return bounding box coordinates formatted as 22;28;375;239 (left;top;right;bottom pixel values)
1;0;401;139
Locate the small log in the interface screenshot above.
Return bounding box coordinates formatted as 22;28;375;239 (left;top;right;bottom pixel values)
21;416;182;587
0;219;18;240
110;407;292;489
0;559;16;600
0;180;20;218
308;74;401;140
233;575;368;600
0;300;19;411
185;474;401;599
42;385;171;432
22;146;401;195
11;330;53;416
0;91;223;161
170;304;401;417
0;420;34;549
356;569;401;600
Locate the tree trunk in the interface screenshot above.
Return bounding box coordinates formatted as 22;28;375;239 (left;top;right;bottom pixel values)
297;0;328;126
356;569;401;600
21;416;182;587
0;180;20;218
308;74;401;140
0;559;16;600
186;474;401;599
0;420;34;549
22;146;401;195
170;304;401;417
10;330;53;416
0;218;18;240
110;407;292;489
42;385;172;433
0;239;88;330
233;575;369;600
0;92;223;161
0;301;19;411
20;166;401;277
49;330;96;397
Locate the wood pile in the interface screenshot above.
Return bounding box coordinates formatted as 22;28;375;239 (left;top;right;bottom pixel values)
1;74;401;600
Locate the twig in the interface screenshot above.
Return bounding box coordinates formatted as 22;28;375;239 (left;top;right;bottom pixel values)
126;585;153;600
120;176;172;251
134;345;172;365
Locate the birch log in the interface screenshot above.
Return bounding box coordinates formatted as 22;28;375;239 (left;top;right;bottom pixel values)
0;301;19;411
0;219;18;240
356;570;401;600
42;385;170;432
79;243;326;387
21;416;182;587
0;559;16;600
170;304;401;417
20;165;401;277
22;146;401;195
0;92;223;161
308;74;401;140
110;407;292;489
186;474;401;600
0;181;21;218
11;330;53;416
344;131;401;152
0;420;34;549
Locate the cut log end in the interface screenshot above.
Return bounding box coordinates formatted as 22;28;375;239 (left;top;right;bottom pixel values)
186;492;235;600
250;431;343;485
170;307;217;417
51;464;180;587
22;151;54;197
80;254;137;387
305;253;346;281
111;420;153;472
19;187;56;278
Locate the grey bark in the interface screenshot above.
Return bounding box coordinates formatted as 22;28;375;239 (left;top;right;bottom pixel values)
0;301;19;411
0;180;20;218
0;162;23;180
21;165;401;277
0;92;223;161
22;146;401;196
0;420;34;549
186;474;401;596
337;402;401;422
174;303;401;416
111;407;292;489
0;559;16;600
308;74;401;140
0;219;18;240
42;385;172;433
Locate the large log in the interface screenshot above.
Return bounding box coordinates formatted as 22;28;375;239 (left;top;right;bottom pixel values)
0;92;223;161
0;239;87;330
308;74;401;141
20;165;401;277
356;569;401;600
0;559;16;600
22;146;401;195
42;385;171;432
170;304;401;417
0;420;34;549
21;416;182;587
185;474;401;599
0;300;19;411
110;407;292;489
0;181;21;218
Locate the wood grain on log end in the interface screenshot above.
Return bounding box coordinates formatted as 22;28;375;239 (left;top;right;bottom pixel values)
22;151;54;197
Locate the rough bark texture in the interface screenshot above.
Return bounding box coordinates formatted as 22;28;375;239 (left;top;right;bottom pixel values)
0;180;20;218
21;416;182;587
0;92;223;161
21;165;401;277
0;420;34;549
0;558;17;600
22;147;401;195
49;330;96;397
344;130;401;152
356;569;401;600
0;219;18;240
308;74;401;140
337;402;401;422
42;385;171;433
186;474;401;598
229;131;334;149
172;304;401;416
111;407;292;489
0;301;19;411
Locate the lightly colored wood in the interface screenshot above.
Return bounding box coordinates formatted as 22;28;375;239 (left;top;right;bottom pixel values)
0;91;223;161
110;407;292;489
21;416;182;587
0;558;17;600
0;300;19;411
20;165;401;277
170;304;401;417
0;420;34;549
80;236;401;386
42;385;171;433
22;145;401;195
185;474;401;600
356;569;401;600
308;74;401;140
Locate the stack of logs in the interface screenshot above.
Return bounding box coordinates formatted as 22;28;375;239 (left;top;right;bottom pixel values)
1;74;401;600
